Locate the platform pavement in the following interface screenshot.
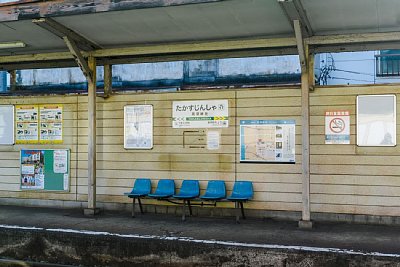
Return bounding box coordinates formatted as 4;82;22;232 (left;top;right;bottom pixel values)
1;204;400;257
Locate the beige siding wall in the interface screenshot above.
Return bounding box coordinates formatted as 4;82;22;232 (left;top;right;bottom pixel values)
0;84;399;218
310;85;400;217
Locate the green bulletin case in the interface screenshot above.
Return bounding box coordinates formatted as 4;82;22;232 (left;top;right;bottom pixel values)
20;149;70;191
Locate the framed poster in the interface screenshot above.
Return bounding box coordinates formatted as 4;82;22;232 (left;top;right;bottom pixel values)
325;111;350;144
357;95;396;146
0;105;14;145
172;100;229;128
15;105;39;144
240;120;296;163
20;149;70;191
124;105;153;149
39;105;63;144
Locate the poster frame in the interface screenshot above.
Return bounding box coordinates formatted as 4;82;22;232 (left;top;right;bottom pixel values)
356;94;397;147
239;119;296;164
39;104;63;144
0;105;14;145
20;149;70;192
124;104;153;150
15;104;39;144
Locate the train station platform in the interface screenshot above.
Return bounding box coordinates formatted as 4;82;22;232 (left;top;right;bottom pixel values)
1;205;400;266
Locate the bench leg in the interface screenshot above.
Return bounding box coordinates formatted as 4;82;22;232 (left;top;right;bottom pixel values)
138;198;144;214
182;200;186;221
240;202;246;219
188;200;193;216
132;198;136;218
235;202;240;223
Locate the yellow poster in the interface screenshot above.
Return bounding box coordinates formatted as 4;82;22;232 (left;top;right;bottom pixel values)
15;105;39;144
39;105;63;144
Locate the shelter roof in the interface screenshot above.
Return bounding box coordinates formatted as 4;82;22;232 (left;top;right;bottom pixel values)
0;0;399;69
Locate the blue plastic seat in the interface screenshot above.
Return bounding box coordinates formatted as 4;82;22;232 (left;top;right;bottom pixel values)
148;179;175;199
124;178;151;198
173;180;200;199
227;181;253;201
173;180;200;221
124;178;152;217
227;181;254;222
200;180;226;200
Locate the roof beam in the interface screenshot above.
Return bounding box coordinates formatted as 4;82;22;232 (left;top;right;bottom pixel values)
0;47;298;71
2;32;400;70
307;32;400;45
278;0;313;37
32;18;101;51
0;37;298;65
91;37;297;58
0;0;223;22
294;20;306;71
63;36;93;84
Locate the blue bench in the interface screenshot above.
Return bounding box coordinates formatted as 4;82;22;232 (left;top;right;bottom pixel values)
227;181;254;223
124;178;151;217
173;180;200;221
124;179;253;222
148;179;175;199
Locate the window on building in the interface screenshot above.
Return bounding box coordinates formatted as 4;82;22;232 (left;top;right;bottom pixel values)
357;95;396;146
0;55;301;93
375;50;400;77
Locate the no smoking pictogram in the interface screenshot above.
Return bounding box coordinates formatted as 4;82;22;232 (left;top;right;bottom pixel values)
329;118;345;133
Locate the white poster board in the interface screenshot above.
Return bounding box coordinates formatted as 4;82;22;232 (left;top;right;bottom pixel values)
0;105;14;145
357;95;396;146
240;120;296;163
172;100;229;128
207;131;220;150
325;111;350;144
124;105;153;149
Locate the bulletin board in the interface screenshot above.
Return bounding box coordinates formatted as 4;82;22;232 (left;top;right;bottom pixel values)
0;105;14;145
20;149;70;191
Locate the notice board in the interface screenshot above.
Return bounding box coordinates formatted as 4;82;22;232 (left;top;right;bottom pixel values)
0;105;14;145
20;149;70;191
124;105;153;149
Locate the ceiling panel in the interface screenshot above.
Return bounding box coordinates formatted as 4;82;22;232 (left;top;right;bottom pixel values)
0;0;399;57
54;0;292;47
303;0;379;34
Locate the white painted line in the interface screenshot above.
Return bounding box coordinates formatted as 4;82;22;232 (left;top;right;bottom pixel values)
0;224;43;230
1;224;400;258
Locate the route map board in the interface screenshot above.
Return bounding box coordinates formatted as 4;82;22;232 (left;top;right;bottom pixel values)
240;120;295;163
20;149;70;191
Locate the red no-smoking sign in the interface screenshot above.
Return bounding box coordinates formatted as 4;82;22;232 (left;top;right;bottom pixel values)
325;111;350;144
329;118;345;133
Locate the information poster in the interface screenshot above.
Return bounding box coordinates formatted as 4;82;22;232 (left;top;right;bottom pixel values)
21;150;45;189
325;111;350;144
15;105;39;144
124;105;153;149
40;105;63;144
54;150;68;173
172;100;229;128
207;131;220;150
20;149;70;191
240;120;295;163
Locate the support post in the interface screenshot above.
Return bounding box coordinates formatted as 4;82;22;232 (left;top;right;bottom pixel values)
103;64;112;98
294;20;313;229
84;56;100;216
8;70;16;91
